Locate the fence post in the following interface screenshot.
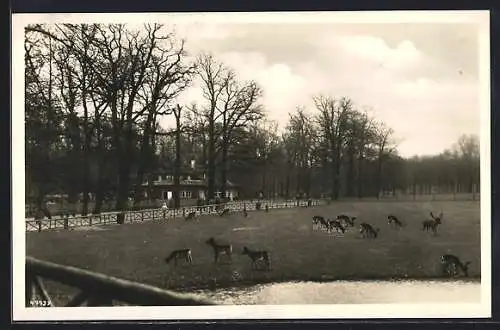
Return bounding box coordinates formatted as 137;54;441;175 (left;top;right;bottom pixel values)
141;210;144;222
37;221;42;233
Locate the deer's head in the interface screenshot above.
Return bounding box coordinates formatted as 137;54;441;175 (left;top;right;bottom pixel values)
430;212;443;223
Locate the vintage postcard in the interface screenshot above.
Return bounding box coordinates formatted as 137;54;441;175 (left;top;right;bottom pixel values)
12;10;491;321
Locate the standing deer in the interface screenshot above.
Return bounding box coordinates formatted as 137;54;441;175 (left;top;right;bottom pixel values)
164;249;193;266
205;237;232;264
441;254;471;277
423;212;443;234
242;246;272;271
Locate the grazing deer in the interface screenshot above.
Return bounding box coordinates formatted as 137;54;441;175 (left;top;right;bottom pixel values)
328;219;346;233
360;223;379;239
205;237;232;264
184;211;196;221
312;215;329;231
387;215;403;229
164;249;193;266
219;208;230;217
242;246;272;271
441;254;471;277
337;214;356;227
423;212;443;234
312;215;323;226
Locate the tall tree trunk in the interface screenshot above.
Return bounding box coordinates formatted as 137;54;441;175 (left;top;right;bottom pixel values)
81;109;91;215
220;141;229;200
332;148;341;200
207;118;216;200
376;157;383;199
93;116;105;214
346;148;355;197
115;123;133;224
357;151;365;199
132;113;154;206
173;114;181;208
285;173;290;198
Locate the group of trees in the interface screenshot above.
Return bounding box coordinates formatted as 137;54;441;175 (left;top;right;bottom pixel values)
25;23;481;221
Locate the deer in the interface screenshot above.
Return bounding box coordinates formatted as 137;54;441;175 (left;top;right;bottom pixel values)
312;215;330;231
184;211;197;221
205;237;232;264
360;222;379;239
242;246;272;271
387;215;404;229
423;212;443;234
328;219;346;233
312;215;323;226
337;214;356;227
164;248;193;266
441;254;471;277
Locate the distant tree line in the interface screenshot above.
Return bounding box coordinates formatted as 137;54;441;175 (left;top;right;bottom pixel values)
24;23;480;222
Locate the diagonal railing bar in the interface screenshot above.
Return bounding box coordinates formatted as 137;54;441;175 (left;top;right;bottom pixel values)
33;276;53;306
26;257;215;306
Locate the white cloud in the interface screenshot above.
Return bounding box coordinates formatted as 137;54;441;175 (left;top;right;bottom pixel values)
320;34;422;73
161;24;480;158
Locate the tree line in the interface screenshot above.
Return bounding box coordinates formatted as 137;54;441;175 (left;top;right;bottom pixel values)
24;23;480;221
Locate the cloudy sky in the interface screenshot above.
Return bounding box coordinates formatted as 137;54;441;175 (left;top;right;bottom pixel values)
162;19;483;158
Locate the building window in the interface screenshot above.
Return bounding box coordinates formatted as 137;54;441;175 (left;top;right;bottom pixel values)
181;191;192;199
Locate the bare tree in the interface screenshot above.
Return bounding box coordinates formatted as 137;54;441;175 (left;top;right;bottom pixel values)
373;122;395;198
195;53;231;200
217;76;264;198
314;96;353;200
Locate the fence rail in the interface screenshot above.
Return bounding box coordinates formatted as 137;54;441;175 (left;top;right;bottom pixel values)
25;256;215;307
26;199;323;232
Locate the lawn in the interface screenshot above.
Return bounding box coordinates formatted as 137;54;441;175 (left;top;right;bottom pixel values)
26;200;481;304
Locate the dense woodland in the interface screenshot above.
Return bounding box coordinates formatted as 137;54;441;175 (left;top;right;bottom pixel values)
25;24;480;220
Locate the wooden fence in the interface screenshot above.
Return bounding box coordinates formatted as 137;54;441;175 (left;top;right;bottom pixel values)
26;199;324;232
25;256;215;307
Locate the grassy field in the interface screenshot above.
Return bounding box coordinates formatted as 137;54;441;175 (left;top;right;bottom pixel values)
26;200;481;304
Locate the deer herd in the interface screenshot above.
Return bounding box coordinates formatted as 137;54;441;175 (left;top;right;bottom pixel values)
164;206;472;278
165;206;272;271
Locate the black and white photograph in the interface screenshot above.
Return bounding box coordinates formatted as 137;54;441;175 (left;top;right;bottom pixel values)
12;10;491;320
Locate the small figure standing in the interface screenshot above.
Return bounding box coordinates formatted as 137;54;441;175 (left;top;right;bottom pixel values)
161;201;168;219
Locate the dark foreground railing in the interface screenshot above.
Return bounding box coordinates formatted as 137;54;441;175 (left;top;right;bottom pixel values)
25;256;215;307
26;199;324;232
